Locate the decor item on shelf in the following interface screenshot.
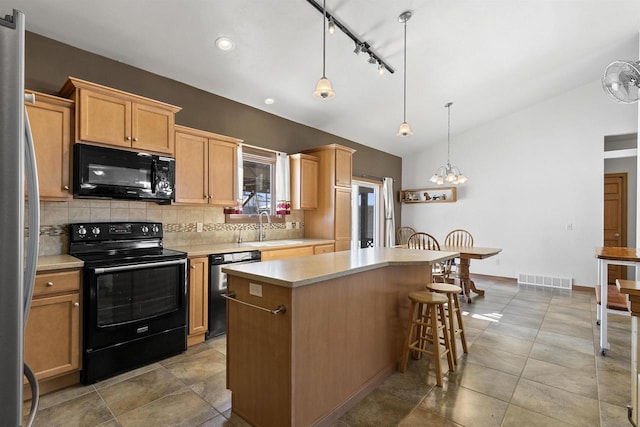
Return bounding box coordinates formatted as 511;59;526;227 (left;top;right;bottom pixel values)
602;60;640;103
305;0;394;74
397;11;413;137
313;0;335;99
429;102;468;185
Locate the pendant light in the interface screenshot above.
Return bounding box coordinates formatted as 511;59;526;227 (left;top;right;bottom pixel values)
429;102;468;185
397;11;412;136
313;0;335;99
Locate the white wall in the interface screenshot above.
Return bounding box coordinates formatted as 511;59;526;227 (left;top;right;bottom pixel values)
402;79;638;286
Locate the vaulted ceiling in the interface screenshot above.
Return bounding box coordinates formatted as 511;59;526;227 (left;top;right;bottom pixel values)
5;0;640;156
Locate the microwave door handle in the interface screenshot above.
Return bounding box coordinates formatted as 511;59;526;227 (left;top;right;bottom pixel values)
151;159;157;193
92;258;186;274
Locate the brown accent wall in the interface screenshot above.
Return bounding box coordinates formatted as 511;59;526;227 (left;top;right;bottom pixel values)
24;32;402;226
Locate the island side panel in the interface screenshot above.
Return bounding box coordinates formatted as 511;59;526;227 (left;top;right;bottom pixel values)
291;264;431;426
226;275;293;427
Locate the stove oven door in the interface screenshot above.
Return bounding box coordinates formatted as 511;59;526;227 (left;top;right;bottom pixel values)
84;258;187;351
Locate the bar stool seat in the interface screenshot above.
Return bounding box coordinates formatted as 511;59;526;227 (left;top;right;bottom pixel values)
426;282;468;364
399;290;454;386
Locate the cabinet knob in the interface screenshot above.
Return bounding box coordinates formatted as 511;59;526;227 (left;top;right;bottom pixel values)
63;185;69;191
208;195;212;199
126;136;132;141
133;137;138;142
46;281;54;287
73;302;79;307
191;265;196;270
204;194;208;199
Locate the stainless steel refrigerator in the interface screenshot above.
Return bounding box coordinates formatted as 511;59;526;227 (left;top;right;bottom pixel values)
0;8;41;427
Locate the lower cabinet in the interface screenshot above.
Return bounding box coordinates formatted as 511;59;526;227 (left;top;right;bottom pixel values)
261;245;315;261
187;256;209;347
24;269;81;396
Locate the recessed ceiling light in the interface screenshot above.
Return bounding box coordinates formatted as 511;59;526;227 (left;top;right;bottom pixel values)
215;37;235;51
264;98;275;105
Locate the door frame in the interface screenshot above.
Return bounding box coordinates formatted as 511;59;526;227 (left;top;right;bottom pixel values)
604;172;628;282
351;178;383;249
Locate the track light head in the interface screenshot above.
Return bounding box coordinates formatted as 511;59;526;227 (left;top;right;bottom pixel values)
354;42;363;55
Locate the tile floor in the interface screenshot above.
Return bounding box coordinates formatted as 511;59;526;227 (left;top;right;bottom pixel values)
25;277;633;426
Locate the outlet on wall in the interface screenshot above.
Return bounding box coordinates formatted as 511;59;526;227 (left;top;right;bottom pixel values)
196;222;203;232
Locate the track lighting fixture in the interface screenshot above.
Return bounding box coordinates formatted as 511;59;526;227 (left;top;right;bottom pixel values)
305;0;394;74
378;62;385;75
368;54;377;64
328;17;335;35
313;0;335;99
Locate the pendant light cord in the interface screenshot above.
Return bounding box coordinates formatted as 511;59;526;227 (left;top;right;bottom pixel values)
322;0;327;77
446;102;452;164
403;19;407;122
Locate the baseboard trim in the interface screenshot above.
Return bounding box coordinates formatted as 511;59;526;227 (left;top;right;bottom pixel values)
470;273;517;284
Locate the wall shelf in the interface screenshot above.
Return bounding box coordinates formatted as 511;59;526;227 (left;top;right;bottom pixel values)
400;187;457;204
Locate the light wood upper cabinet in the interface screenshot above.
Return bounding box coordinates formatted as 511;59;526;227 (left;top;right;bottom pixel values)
209;138;238;206
302;144;356;251
174;125;242;206
60;77;181;155
175;131;209;204
290;153;318;210
188;257;209;346
25;269;81;382
335;146;353;188
26;91;73;201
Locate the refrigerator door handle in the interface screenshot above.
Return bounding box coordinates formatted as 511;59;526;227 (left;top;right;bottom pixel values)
23;104;39;322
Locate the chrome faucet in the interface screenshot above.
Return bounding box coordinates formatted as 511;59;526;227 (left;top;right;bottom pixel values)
258;211;271;242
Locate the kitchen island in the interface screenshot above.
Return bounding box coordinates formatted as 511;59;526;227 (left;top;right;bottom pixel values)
222;247;458;427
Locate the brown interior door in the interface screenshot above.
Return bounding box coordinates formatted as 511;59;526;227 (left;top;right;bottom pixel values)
604;173;628;284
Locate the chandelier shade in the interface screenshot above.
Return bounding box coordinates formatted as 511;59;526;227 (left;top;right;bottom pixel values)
429;102;467;185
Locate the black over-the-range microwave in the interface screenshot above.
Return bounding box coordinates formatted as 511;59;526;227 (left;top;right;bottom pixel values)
73;143;176;204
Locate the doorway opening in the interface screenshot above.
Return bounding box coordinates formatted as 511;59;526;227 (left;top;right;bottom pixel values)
351;179;383;249
604;133;637;282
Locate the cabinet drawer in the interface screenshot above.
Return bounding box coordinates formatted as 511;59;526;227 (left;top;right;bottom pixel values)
314;244;335;255
34;270;81;297
261;246;314;261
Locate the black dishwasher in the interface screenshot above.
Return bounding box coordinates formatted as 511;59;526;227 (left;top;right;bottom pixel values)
207;250;261;338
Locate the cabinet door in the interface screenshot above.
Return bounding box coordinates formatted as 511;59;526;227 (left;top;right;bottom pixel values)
335;147;352;188
78;89;131;148
208;138;238;206
334;187;352;251
132;102;175;155
26;98;72;200
261;246;315;261
313;244;334;255
175;131;209;204
300;157;318;209
24;293;80;381
188;257;209;340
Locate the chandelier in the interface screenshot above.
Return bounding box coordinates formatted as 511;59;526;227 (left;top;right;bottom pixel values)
429;102;468;185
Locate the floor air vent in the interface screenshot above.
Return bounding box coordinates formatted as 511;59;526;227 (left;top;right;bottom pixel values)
517;273;572;289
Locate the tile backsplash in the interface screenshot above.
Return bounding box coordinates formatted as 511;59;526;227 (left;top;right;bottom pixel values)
36;200;305;256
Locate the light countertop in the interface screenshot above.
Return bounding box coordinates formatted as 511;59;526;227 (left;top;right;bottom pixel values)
168;238;335;257
222;247;459;288
37;254;84;271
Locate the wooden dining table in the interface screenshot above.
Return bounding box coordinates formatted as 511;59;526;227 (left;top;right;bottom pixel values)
441;246;503;302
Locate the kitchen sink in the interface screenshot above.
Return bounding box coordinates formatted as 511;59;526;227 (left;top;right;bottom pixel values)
243;240;305;247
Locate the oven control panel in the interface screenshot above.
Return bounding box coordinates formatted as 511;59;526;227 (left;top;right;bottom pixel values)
69;222;164;241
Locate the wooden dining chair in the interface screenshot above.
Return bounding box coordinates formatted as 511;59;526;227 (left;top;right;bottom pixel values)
444;229;474;247
407;233;453;283
396;226;416;246
444;229;474;279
